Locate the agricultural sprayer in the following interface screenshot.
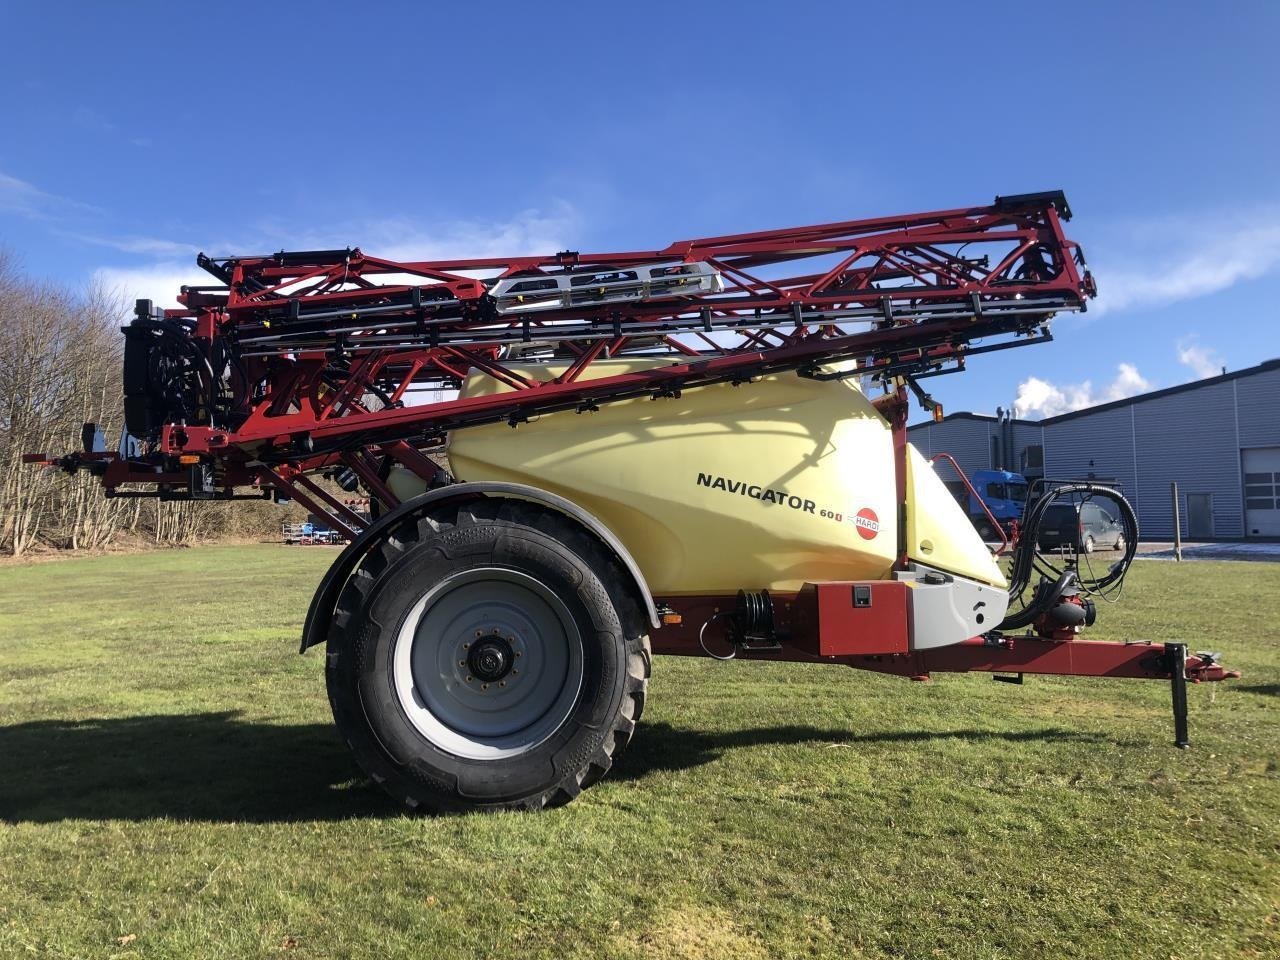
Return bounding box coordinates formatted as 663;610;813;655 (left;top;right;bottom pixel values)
28;191;1239;812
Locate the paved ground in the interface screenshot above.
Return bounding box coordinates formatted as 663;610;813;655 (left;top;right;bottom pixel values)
1134;541;1280;563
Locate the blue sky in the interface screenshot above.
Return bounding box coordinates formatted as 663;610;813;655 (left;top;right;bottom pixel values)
2;2;1277;423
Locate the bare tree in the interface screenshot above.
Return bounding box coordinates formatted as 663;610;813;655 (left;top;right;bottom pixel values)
0;254;77;555
0;253;300;555
57;282;134;550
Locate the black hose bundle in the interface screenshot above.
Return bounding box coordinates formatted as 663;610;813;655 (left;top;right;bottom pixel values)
999;482;1139;630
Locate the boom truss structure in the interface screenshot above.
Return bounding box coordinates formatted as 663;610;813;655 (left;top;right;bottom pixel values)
35;191;1094;536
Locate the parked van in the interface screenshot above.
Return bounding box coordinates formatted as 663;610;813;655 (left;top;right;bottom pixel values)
1038;501;1126;553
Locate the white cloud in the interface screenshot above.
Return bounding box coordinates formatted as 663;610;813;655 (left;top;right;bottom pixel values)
1176;337;1224;379
62;231;198;257
91;262;218;309
383;207;578;262
89;205;581;308
1092;215;1280;316
241;203;580;265
1014;362;1152;418
0;169;102;221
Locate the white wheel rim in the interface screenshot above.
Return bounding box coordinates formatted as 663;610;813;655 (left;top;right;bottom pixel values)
391;568;584;760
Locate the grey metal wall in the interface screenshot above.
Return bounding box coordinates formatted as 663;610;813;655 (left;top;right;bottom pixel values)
1043;367;1280;538
1130;379;1242;538
908;417;1046;479
1236;368;1280;448
1012;421;1047;474
1041;405;1138;507
907;418;996;479
907;362;1280;540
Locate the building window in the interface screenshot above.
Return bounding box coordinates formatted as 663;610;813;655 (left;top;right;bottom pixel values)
1245;471;1278;510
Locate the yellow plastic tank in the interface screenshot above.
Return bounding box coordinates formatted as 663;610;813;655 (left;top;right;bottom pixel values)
442;359;1004;594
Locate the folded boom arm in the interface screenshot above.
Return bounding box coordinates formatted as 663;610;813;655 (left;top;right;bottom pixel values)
33;190;1094;529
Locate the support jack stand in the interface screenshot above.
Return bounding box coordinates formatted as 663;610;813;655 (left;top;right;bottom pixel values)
1166;642;1190;749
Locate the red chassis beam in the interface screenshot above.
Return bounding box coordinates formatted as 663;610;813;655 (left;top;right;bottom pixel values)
651;592;1237;748
650;593;1236;683
846;636;1238;684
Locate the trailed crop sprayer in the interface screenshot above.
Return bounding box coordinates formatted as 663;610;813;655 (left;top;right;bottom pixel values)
29;191;1239;812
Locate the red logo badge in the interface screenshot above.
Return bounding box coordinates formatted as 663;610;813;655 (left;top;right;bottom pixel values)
853;507;880;540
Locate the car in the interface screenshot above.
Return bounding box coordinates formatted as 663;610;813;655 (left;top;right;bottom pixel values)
1037;501;1127;553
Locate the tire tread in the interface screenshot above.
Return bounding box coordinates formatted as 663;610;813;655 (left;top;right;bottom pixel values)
325;497;650;813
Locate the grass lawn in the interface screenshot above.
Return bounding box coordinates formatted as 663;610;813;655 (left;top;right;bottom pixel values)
0;545;1276;959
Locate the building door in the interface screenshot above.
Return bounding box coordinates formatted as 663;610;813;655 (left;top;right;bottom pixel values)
1243;447;1280;537
1186;493;1213;539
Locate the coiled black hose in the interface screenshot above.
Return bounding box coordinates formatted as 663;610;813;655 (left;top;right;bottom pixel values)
999;483;1139;630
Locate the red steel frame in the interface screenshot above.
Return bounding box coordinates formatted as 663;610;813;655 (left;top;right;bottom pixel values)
28;191;1240;697
647;593;1238;684
185;196;1088;456
35;192;1093;535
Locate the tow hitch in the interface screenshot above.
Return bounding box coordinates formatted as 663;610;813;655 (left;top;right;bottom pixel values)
1161;644;1241;748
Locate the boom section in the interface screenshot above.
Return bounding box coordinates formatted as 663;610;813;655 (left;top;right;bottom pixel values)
49;191;1094;494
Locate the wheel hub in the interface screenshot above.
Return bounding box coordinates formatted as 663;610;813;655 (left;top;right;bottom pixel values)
468;634;515;682
391;567;584;760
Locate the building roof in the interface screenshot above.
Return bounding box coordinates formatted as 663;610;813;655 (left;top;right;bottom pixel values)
909;357;1280;430
1040;356;1280;424
907;410;1037;430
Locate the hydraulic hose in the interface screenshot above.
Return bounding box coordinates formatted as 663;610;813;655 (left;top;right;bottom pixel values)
999;482;1138;630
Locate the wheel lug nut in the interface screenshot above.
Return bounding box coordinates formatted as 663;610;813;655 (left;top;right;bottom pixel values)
481;683;489;690
499;681;506;687
465;675;473;682
458;660;466;666
515;651;522;658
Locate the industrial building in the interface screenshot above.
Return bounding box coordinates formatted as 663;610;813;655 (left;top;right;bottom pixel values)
908;358;1280;540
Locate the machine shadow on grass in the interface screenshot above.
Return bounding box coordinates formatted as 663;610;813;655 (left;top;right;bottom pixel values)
0;713;395;824
608;722;1100;783
0;712;1095;823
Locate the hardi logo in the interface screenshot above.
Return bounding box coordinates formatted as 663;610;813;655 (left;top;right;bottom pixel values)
852;507;880;540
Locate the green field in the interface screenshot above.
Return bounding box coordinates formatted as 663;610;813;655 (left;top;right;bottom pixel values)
0;546;1276;959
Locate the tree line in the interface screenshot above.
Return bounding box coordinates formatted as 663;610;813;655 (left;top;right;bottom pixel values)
0;252;288;557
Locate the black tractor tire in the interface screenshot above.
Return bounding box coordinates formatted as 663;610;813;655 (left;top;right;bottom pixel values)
325;498;650;813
